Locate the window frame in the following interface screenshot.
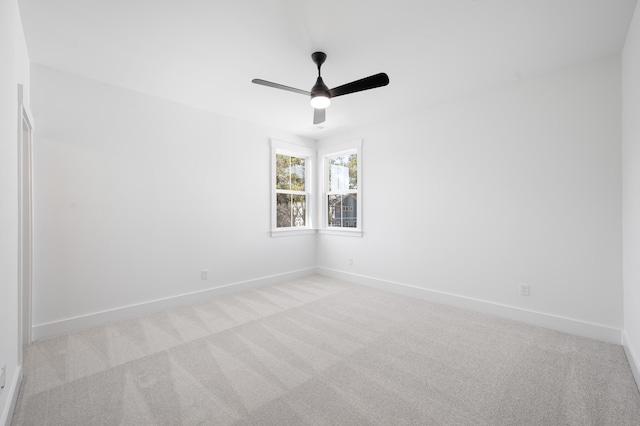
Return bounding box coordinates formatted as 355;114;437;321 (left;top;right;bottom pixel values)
270;139;315;237
318;140;363;237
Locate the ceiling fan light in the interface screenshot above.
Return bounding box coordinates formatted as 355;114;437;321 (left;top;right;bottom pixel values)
310;95;330;109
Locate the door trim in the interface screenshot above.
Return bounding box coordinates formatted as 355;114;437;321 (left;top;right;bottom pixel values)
17;84;34;357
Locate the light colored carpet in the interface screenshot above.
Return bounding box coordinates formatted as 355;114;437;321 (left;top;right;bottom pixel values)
12;275;640;425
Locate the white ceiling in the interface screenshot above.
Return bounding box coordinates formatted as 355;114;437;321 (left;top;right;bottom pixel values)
18;0;638;139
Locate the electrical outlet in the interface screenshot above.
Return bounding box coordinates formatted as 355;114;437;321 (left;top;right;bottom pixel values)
519;283;530;297
348;257;353;266
1;363;6;389
201;269;208;280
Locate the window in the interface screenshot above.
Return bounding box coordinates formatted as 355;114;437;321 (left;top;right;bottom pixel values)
276;154;306;227
271;140;314;235
319;141;362;236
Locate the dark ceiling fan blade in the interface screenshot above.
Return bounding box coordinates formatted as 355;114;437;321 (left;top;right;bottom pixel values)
313;108;326;124
251;79;310;96
329;73;389;98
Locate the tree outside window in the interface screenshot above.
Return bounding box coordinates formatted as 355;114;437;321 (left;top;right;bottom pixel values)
275;154;307;228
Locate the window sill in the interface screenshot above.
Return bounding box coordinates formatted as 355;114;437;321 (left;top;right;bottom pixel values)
270;228;317;237
270;228;363;237
318;228;363;237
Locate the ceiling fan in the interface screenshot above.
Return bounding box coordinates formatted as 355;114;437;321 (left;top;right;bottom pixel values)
252;52;389;125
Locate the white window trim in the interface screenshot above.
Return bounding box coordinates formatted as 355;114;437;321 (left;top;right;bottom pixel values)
270;139;316;237
318;140;363;237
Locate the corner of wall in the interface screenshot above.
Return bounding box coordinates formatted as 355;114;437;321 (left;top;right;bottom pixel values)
622;0;640;395
623;332;640;393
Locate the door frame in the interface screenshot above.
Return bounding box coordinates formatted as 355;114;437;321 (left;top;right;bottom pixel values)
17;84;34;360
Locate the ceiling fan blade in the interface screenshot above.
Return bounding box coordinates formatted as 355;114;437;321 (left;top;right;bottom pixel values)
251;79;310;96
329;73;389;98
313;108;326;124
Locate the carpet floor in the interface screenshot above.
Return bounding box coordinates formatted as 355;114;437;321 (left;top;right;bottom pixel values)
12;275;640;425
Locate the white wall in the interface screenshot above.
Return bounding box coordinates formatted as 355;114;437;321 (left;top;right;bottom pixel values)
318;57;623;343
24;17;632;354
31;65;317;337
622;2;640;388
0;0;30;423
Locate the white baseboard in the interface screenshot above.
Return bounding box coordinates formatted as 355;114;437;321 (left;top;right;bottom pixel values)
32;268;317;341
318;268;623;345
31;266;625;347
0;366;22;426
623;331;640;393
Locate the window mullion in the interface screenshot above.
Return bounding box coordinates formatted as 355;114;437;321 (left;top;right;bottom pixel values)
277;189;306;196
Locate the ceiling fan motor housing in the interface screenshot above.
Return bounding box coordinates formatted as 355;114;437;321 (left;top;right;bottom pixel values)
311;77;330;98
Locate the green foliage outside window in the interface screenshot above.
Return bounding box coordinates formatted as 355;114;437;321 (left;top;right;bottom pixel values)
276;154;306;228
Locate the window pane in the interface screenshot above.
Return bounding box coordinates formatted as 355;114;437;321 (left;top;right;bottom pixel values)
327;194;357;228
277;193;306;228
328;154;357;191
276;154;305;191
